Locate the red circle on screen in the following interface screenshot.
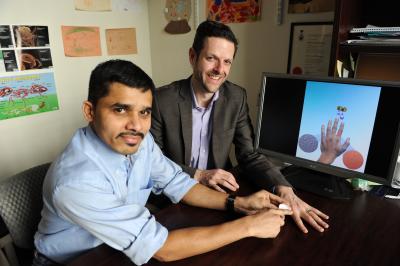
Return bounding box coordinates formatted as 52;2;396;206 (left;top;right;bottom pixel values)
343;150;364;170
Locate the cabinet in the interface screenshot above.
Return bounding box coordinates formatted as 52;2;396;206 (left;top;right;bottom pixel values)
329;0;400;80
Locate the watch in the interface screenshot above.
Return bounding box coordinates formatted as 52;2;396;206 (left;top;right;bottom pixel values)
226;194;236;213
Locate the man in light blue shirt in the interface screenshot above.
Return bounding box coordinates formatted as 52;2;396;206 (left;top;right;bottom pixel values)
33;60;292;265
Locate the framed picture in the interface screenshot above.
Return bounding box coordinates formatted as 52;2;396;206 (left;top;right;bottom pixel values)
287;22;333;76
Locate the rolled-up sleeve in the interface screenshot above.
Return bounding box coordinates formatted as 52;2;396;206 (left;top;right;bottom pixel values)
148;134;197;203
53;183;167;265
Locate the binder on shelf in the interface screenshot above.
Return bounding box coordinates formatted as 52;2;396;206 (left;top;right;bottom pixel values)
350;26;400;34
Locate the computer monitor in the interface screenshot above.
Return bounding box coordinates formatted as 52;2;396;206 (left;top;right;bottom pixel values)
254;73;400;199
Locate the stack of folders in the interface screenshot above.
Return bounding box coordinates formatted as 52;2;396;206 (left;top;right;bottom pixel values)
344;25;400;45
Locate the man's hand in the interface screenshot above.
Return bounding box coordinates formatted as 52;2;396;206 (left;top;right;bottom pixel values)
244;209;292;238
318;118;350;164
275;186;329;233
234;190;290;215
194;169;239;193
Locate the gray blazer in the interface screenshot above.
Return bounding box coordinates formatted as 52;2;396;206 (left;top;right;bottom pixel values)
151;77;291;190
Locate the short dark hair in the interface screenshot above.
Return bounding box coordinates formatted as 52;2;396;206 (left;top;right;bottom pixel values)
192;20;239;58
88;60;155;107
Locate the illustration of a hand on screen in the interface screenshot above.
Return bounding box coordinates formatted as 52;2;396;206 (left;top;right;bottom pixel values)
318;118;350;164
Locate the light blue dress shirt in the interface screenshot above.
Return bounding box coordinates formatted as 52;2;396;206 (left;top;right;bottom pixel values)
34;126;197;265
190;85;219;170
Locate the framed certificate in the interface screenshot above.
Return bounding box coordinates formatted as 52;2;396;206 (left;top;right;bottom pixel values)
287;22;333;76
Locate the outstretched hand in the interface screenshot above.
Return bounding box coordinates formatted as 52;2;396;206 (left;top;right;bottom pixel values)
275;186;329;233
318;118;350;164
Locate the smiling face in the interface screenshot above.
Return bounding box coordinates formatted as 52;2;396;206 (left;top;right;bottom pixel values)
190;37;235;96
83;82;152;155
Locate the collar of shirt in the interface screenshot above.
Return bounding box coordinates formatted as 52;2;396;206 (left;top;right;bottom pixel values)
190;83;220;110
83;126;141;175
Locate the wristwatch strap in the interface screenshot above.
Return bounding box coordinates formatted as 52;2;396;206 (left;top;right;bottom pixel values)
226;194;236;213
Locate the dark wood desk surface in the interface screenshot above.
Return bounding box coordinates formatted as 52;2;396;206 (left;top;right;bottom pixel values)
68;190;400;266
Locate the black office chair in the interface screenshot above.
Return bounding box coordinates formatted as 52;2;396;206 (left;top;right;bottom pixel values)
0;163;51;266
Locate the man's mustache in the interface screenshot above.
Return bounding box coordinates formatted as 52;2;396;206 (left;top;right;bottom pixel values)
117;131;144;139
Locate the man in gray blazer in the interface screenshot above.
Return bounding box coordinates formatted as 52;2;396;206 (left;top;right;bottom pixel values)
151;20;329;233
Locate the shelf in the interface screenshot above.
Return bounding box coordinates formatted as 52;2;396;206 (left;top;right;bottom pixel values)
339;43;400;54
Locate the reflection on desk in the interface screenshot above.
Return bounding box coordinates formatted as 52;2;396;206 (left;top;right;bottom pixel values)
68;191;400;266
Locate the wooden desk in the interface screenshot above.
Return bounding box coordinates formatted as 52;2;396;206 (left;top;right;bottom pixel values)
68;191;400;266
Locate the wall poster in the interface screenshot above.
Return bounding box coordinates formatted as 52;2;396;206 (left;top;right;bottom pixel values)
207;0;262;23
0;25;59;120
0;72;59;120
0;25;53;73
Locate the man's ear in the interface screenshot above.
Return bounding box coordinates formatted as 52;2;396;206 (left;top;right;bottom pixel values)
189;47;197;66
82;101;95;122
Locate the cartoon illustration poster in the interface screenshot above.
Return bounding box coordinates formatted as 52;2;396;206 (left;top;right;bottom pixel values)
207;0;262;24
296;81;381;173
0;72;59;120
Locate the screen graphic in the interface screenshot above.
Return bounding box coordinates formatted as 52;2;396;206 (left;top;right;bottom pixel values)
296;81;381;172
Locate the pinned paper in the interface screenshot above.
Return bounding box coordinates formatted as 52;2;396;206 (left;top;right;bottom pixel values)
74;0;111;11
164;0;191;34
106;28;137;55
61;26;101;57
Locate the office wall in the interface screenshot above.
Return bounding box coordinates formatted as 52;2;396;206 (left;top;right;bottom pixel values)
0;0;333;180
0;0;152;180
148;0;333;121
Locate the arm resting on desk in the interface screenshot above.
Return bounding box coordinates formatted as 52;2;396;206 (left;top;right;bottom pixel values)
153;184;292;262
180;183;288;214
154;208;289;262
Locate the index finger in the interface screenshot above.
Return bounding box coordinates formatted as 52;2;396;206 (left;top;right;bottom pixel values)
337;121;345;137
218;179;239;192
270;209;293;216
332;118;339;134
219;171;240;189
326;119;332;137
268;193;287;205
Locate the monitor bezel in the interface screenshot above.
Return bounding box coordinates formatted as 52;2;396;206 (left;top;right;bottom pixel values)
254;72;400;186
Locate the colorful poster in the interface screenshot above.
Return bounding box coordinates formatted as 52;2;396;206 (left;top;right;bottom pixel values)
288;0;335;14
106;28;137;55
207;0;262;23
61;26;101;57
74;0;112;11
0;72;59;120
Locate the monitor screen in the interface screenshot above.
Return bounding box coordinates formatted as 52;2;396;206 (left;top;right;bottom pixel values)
254;73;400;198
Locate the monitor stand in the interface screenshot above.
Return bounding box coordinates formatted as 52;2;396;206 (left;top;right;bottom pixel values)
281;165;353;200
